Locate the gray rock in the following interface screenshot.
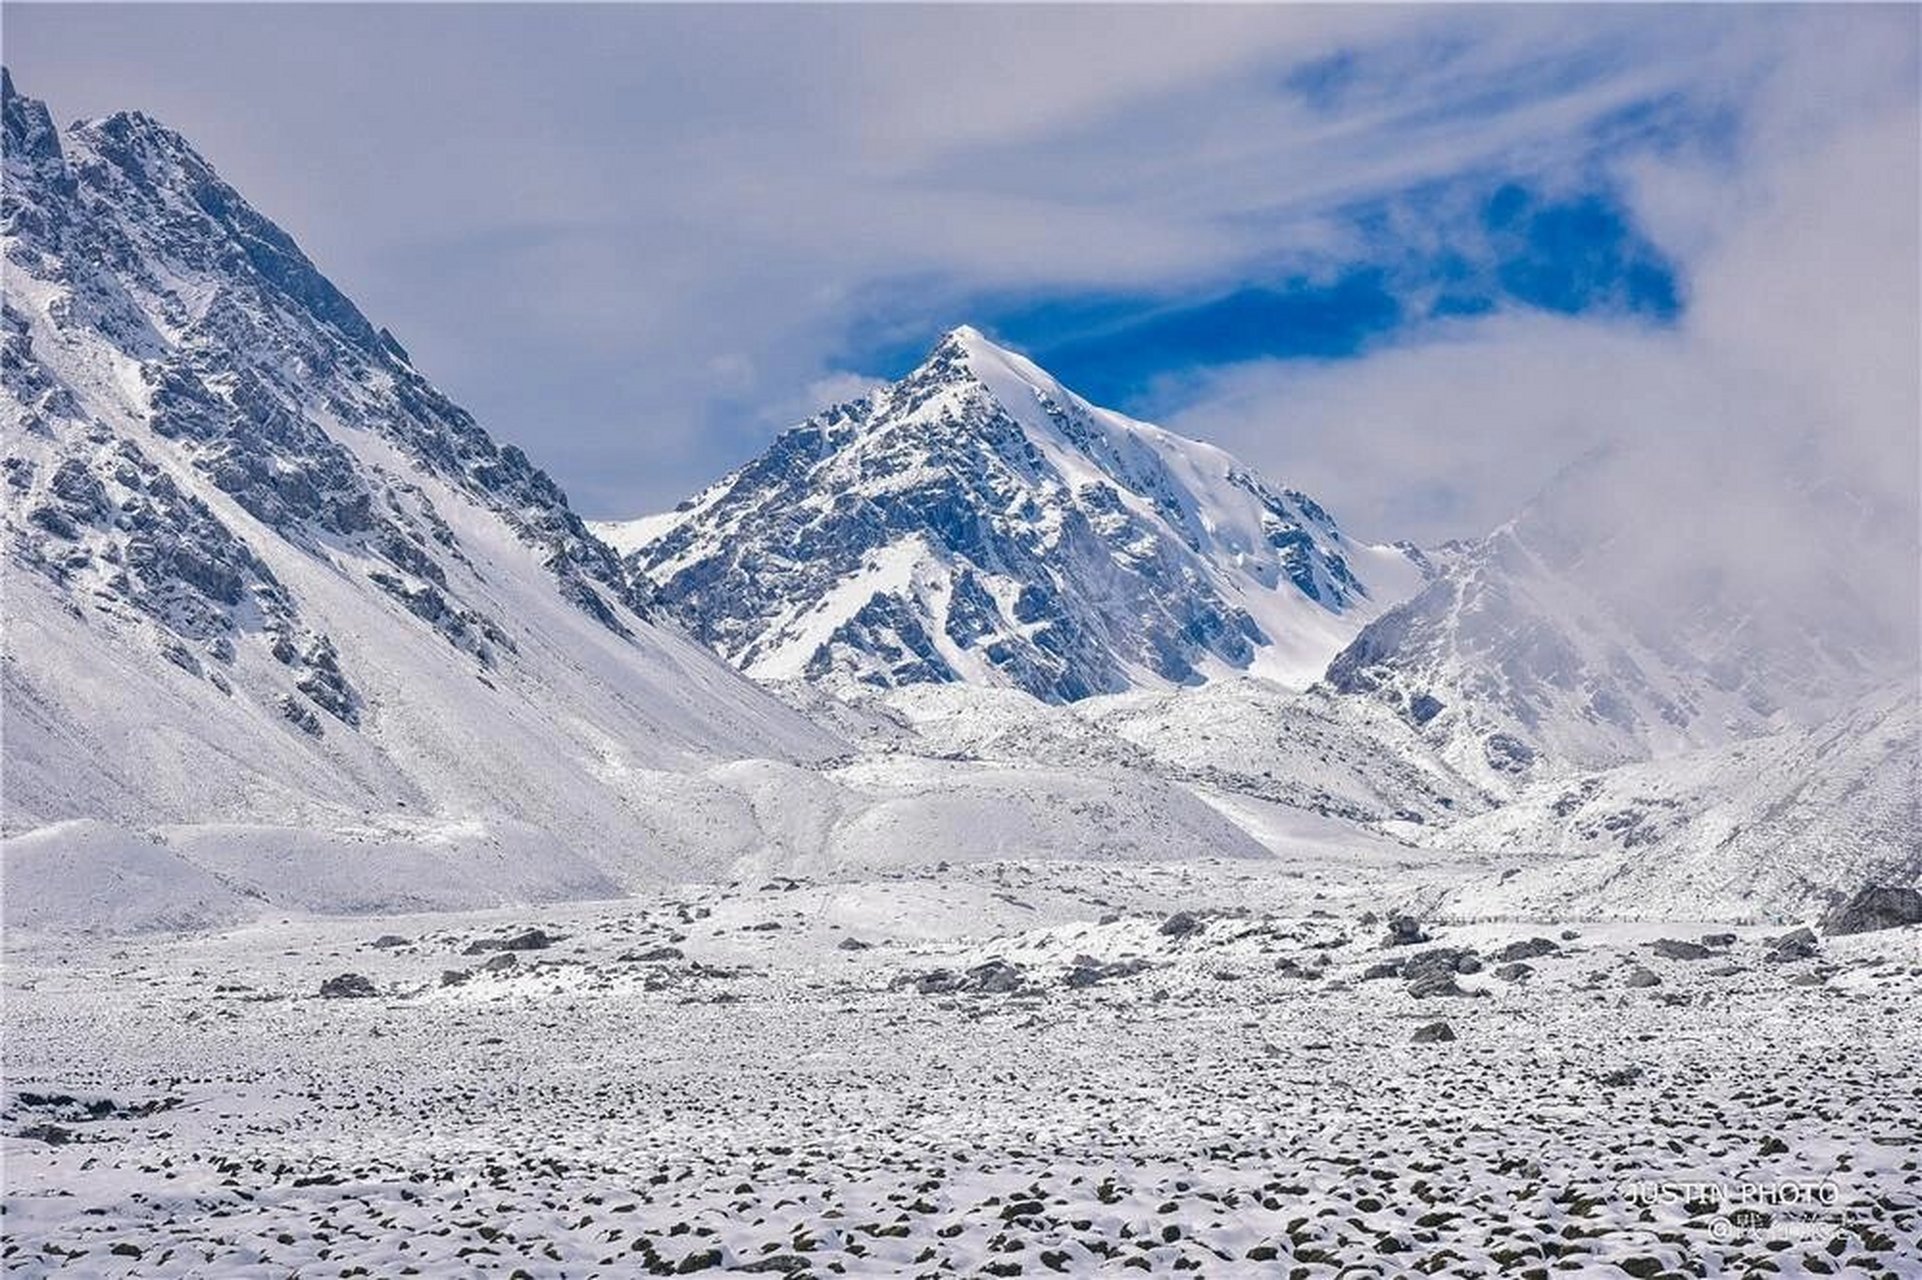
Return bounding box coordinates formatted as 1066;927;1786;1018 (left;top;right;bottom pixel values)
1822;886;1922;936
318;973;377;999
907;969;961;995
1765;927;1819;963
479;953;518;973
1159;911;1204;938
836;937;872;951
1496;937;1559;962
1384;916;1429;947
1411;1021;1456;1043
1494;962;1533;982
1407;970;1474;999
1650;938;1712;961
965;960;1023;994
1699;933;1737;948
1401;948;1476;980
1623;966;1662;989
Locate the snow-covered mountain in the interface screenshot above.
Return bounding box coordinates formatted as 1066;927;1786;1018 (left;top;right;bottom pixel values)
602;326;1424;702
0;70;846;886
1324;458;1915;795
1;73;1313;924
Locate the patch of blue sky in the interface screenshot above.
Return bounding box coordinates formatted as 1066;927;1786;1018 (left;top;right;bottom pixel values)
835;173;1681;409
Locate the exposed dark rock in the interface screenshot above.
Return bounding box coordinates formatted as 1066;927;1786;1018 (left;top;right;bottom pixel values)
1765;928;1819;964
1411;1022;1456;1043
1496;937;1559;962
1822;886;1922;936
1384;916;1429;947
318;973;377;999
464;928;557;955
1159;912;1204;939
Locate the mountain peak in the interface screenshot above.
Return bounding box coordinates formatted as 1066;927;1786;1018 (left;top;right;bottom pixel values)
616;322;1424;701
933;322;1039;368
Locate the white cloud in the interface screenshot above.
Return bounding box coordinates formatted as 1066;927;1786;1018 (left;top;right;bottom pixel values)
1169;9;1918;670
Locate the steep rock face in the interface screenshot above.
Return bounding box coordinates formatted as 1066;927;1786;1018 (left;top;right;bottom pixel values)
1;70;836;867
607;326;1423;702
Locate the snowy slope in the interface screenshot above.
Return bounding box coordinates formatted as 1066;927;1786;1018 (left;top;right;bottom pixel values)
826;678;1491;827
1325;482;1909;795
1432;682;1921;920
2;75;1300;929
0;71;854;892
603;326;1424;702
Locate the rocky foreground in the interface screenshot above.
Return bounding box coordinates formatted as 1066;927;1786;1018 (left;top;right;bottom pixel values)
5;861;1919;1278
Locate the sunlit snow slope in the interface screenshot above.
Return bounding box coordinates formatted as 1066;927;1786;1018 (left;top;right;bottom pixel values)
0;70;847;892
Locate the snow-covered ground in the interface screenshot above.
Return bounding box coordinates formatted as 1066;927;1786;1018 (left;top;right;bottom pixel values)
7;860;1918;1277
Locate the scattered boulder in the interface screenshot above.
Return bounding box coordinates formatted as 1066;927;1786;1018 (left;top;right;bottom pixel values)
1494;962;1533;982
1650;938;1712;961
1065;957;1153;988
836;937;872;952
463;927;557;956
1401;948;1478;980
897;969;961;996
1597;1066;1644;1087
1822;886;1922;936
1159;912;1204;939
1622;966;1662;989
1384;916;1429;947
439;969;470;987
966;959;1023;994
1496;937;1559;962
1699;932;1737;948
318;973;377;999
1407;970;1473;999
479;953;518;973
369;934;409;949
1765;927;1819;964
1411;1021;1456;1043
621;946;685;963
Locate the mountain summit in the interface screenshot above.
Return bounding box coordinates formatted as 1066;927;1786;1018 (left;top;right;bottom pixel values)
603;326;1423;701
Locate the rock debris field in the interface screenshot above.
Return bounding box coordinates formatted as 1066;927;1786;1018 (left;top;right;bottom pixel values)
6;860;1920;1278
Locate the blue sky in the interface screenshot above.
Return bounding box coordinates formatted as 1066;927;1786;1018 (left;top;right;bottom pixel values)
6;5;1916;549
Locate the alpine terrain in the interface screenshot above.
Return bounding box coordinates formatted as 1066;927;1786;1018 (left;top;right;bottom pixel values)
4;53;1920;1280
602;325;1425;701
